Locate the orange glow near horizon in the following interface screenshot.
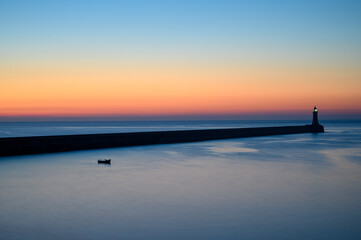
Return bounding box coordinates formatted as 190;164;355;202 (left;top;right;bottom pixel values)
1;1;361;119
1;61;361;117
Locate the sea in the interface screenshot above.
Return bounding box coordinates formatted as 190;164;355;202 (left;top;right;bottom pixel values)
0;120;361;240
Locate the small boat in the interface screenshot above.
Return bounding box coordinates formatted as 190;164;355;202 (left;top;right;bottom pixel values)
98;159;111;164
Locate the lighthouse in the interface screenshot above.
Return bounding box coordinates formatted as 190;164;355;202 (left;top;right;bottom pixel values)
312;106;319;126
306;106;324;132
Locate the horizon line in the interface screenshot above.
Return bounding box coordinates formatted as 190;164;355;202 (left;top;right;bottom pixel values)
1;111;360;122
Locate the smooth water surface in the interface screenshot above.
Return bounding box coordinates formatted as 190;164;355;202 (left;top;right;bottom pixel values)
1;120;361;239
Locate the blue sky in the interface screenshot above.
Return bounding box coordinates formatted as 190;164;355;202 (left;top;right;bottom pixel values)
1;0;360;64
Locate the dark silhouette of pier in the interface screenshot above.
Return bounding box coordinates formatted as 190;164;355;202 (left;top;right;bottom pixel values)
0;107;324;157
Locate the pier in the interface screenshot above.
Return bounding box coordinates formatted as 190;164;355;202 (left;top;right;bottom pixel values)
0;108;324;157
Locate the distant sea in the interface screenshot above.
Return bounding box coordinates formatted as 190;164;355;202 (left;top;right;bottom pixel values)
1;120;361;240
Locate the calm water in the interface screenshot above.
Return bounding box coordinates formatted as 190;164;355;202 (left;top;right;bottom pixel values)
1;120;361;240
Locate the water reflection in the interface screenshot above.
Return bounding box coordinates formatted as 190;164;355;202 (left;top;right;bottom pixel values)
0;122;361;240
205;142;258;154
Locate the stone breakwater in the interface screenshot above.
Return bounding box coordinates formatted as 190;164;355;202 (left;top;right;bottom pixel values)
0;124;324;157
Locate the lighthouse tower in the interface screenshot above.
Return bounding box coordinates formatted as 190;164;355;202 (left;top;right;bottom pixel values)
312;106;319;126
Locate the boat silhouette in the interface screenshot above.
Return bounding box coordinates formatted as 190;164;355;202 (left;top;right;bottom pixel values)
98;159;111;164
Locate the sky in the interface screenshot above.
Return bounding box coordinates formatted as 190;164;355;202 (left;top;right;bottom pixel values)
1;0;361;120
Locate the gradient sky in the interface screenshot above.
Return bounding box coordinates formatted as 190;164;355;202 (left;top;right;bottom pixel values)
1;0;361;119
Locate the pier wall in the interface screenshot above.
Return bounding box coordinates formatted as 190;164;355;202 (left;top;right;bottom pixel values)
0;124;324;157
